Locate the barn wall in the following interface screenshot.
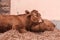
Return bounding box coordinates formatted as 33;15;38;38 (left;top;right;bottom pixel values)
11;0;60;20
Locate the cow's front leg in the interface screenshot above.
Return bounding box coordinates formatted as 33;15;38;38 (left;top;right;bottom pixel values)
12;25;16;30
16;25;27;33
19;28;27;33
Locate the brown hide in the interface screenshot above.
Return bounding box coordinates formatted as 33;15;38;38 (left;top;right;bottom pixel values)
0;10;42;33
0;15;25;33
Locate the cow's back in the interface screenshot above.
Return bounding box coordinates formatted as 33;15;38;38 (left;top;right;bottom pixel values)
0;15;21;25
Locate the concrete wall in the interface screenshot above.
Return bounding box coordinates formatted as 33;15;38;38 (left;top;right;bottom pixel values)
11;0;60;20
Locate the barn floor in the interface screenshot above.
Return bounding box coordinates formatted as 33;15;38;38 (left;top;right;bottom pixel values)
0;29;60;40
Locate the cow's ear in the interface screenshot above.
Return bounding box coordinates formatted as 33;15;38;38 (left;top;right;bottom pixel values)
25;10;30;14
27;15;31;18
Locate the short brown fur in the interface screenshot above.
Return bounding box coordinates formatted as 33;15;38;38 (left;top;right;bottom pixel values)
0;10;42;33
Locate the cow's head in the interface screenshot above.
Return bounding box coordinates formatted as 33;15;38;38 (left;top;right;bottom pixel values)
30;10;42;23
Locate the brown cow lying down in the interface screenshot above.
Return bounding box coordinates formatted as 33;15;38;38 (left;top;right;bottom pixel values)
30;19;55;32
0;10;42;33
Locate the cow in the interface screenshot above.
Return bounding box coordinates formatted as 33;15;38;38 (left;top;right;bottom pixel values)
0;10;42;33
